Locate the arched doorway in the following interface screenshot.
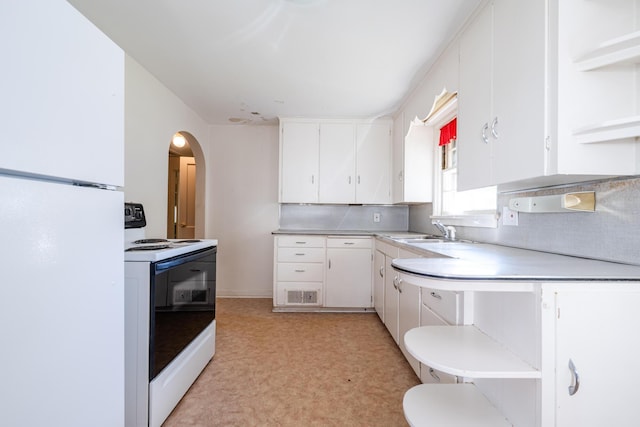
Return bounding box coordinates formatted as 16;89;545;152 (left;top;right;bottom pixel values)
167;131;205;239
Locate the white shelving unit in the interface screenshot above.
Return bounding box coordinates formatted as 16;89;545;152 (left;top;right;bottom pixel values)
404;326;540;379
572;30;640;144
573;116;640;144
575;30;640;71
403;384;511;427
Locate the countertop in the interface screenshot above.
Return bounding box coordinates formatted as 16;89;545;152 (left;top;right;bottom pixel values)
272;229;425;237
391;241;640;281
273;229;640;280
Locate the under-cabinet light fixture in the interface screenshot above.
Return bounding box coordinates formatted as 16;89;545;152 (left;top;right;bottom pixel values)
508;191;595;213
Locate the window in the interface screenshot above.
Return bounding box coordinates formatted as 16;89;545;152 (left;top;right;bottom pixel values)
423;90;497;228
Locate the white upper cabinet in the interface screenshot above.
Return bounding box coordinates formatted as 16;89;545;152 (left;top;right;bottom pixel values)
392;113;434;204
457;0;640;192
279;121;320;203
280;118;392;204
355;122;392;204
319;123;356;203
458;0;546;191
457;2;493;191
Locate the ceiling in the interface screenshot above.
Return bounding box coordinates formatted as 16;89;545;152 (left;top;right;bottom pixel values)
68;0;481;125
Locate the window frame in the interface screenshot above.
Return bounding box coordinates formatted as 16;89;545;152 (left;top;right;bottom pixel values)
425;96;498;228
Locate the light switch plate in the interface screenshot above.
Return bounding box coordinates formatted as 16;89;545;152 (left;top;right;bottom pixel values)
502;206;518;226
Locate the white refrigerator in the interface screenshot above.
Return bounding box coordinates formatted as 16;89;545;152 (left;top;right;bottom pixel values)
0;1;125;425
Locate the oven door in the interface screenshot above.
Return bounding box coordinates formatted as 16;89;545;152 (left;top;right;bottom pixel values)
149;247;216;380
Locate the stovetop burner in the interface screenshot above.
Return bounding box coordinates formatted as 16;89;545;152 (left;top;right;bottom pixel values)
133;239;169;244
126;244;171;251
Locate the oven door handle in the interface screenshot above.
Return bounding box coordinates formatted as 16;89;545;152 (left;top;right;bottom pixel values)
154;247;216;272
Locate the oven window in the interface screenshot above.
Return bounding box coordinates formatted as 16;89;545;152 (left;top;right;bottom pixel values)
150;249;216;379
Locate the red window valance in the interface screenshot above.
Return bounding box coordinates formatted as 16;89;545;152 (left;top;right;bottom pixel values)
439;117;457;146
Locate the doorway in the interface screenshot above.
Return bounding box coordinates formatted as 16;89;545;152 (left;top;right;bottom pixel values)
167;132;196;239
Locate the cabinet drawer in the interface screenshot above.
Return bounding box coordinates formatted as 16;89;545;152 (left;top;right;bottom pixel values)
421;287;460;325
277;235;325;248
277;263;324;282
277;247;325;263
326;237;372;249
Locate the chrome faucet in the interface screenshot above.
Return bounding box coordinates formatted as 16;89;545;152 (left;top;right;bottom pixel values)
433;220;456;241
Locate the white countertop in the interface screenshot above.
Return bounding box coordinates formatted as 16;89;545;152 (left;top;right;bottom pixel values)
390;241;640;281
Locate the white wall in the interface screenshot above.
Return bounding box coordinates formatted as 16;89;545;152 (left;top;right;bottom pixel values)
206;125;280;297
124;56;209;238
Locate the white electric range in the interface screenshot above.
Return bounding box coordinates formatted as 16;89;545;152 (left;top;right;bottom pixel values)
124;202;218;427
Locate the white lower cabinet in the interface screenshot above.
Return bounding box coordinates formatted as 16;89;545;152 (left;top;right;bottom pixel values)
373;249;385;322
399;272;640;427
549;289;640;427
273;234;373;309
273;235;325;307
397;267;421;377
325;237;373;308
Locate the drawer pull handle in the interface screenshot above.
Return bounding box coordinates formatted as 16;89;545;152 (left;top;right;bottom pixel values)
393;276;398;290
429;368;441;382
343;242;355;245
294;269;306;273
295;253;305;256
430;291;442;300
379;266;384;277
295;241;307;245
568;359;580;396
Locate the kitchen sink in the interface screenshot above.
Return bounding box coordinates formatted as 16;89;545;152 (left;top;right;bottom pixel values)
392;237;445;244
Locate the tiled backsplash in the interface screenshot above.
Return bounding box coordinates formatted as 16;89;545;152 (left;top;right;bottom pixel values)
409;176;640;265
279;204;408;231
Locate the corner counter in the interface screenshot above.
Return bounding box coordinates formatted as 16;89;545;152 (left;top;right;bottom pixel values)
385;240;640;426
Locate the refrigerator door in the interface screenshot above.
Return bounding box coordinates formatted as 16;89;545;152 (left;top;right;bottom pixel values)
0;175;124;427
0;0;124;187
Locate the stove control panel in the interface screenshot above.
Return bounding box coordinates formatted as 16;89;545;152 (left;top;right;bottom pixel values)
124;202;146;229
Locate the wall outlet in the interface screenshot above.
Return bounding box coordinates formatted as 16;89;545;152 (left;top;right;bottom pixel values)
502;206;519;226
373;212;381;223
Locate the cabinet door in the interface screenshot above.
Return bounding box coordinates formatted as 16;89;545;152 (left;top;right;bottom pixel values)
356;122;392;204
554;290;640;426
457;2;493;191
383;255;399;343
325;246;373;308
491;0;547;185
319;123;356;203
373;250;385;322
398;278;421;377
392;114;406;204
280;122;319;203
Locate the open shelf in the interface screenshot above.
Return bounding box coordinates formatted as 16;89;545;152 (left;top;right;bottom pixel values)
403;384;511;427
575;30;640;71
572;115;640;144
404;326;540;379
